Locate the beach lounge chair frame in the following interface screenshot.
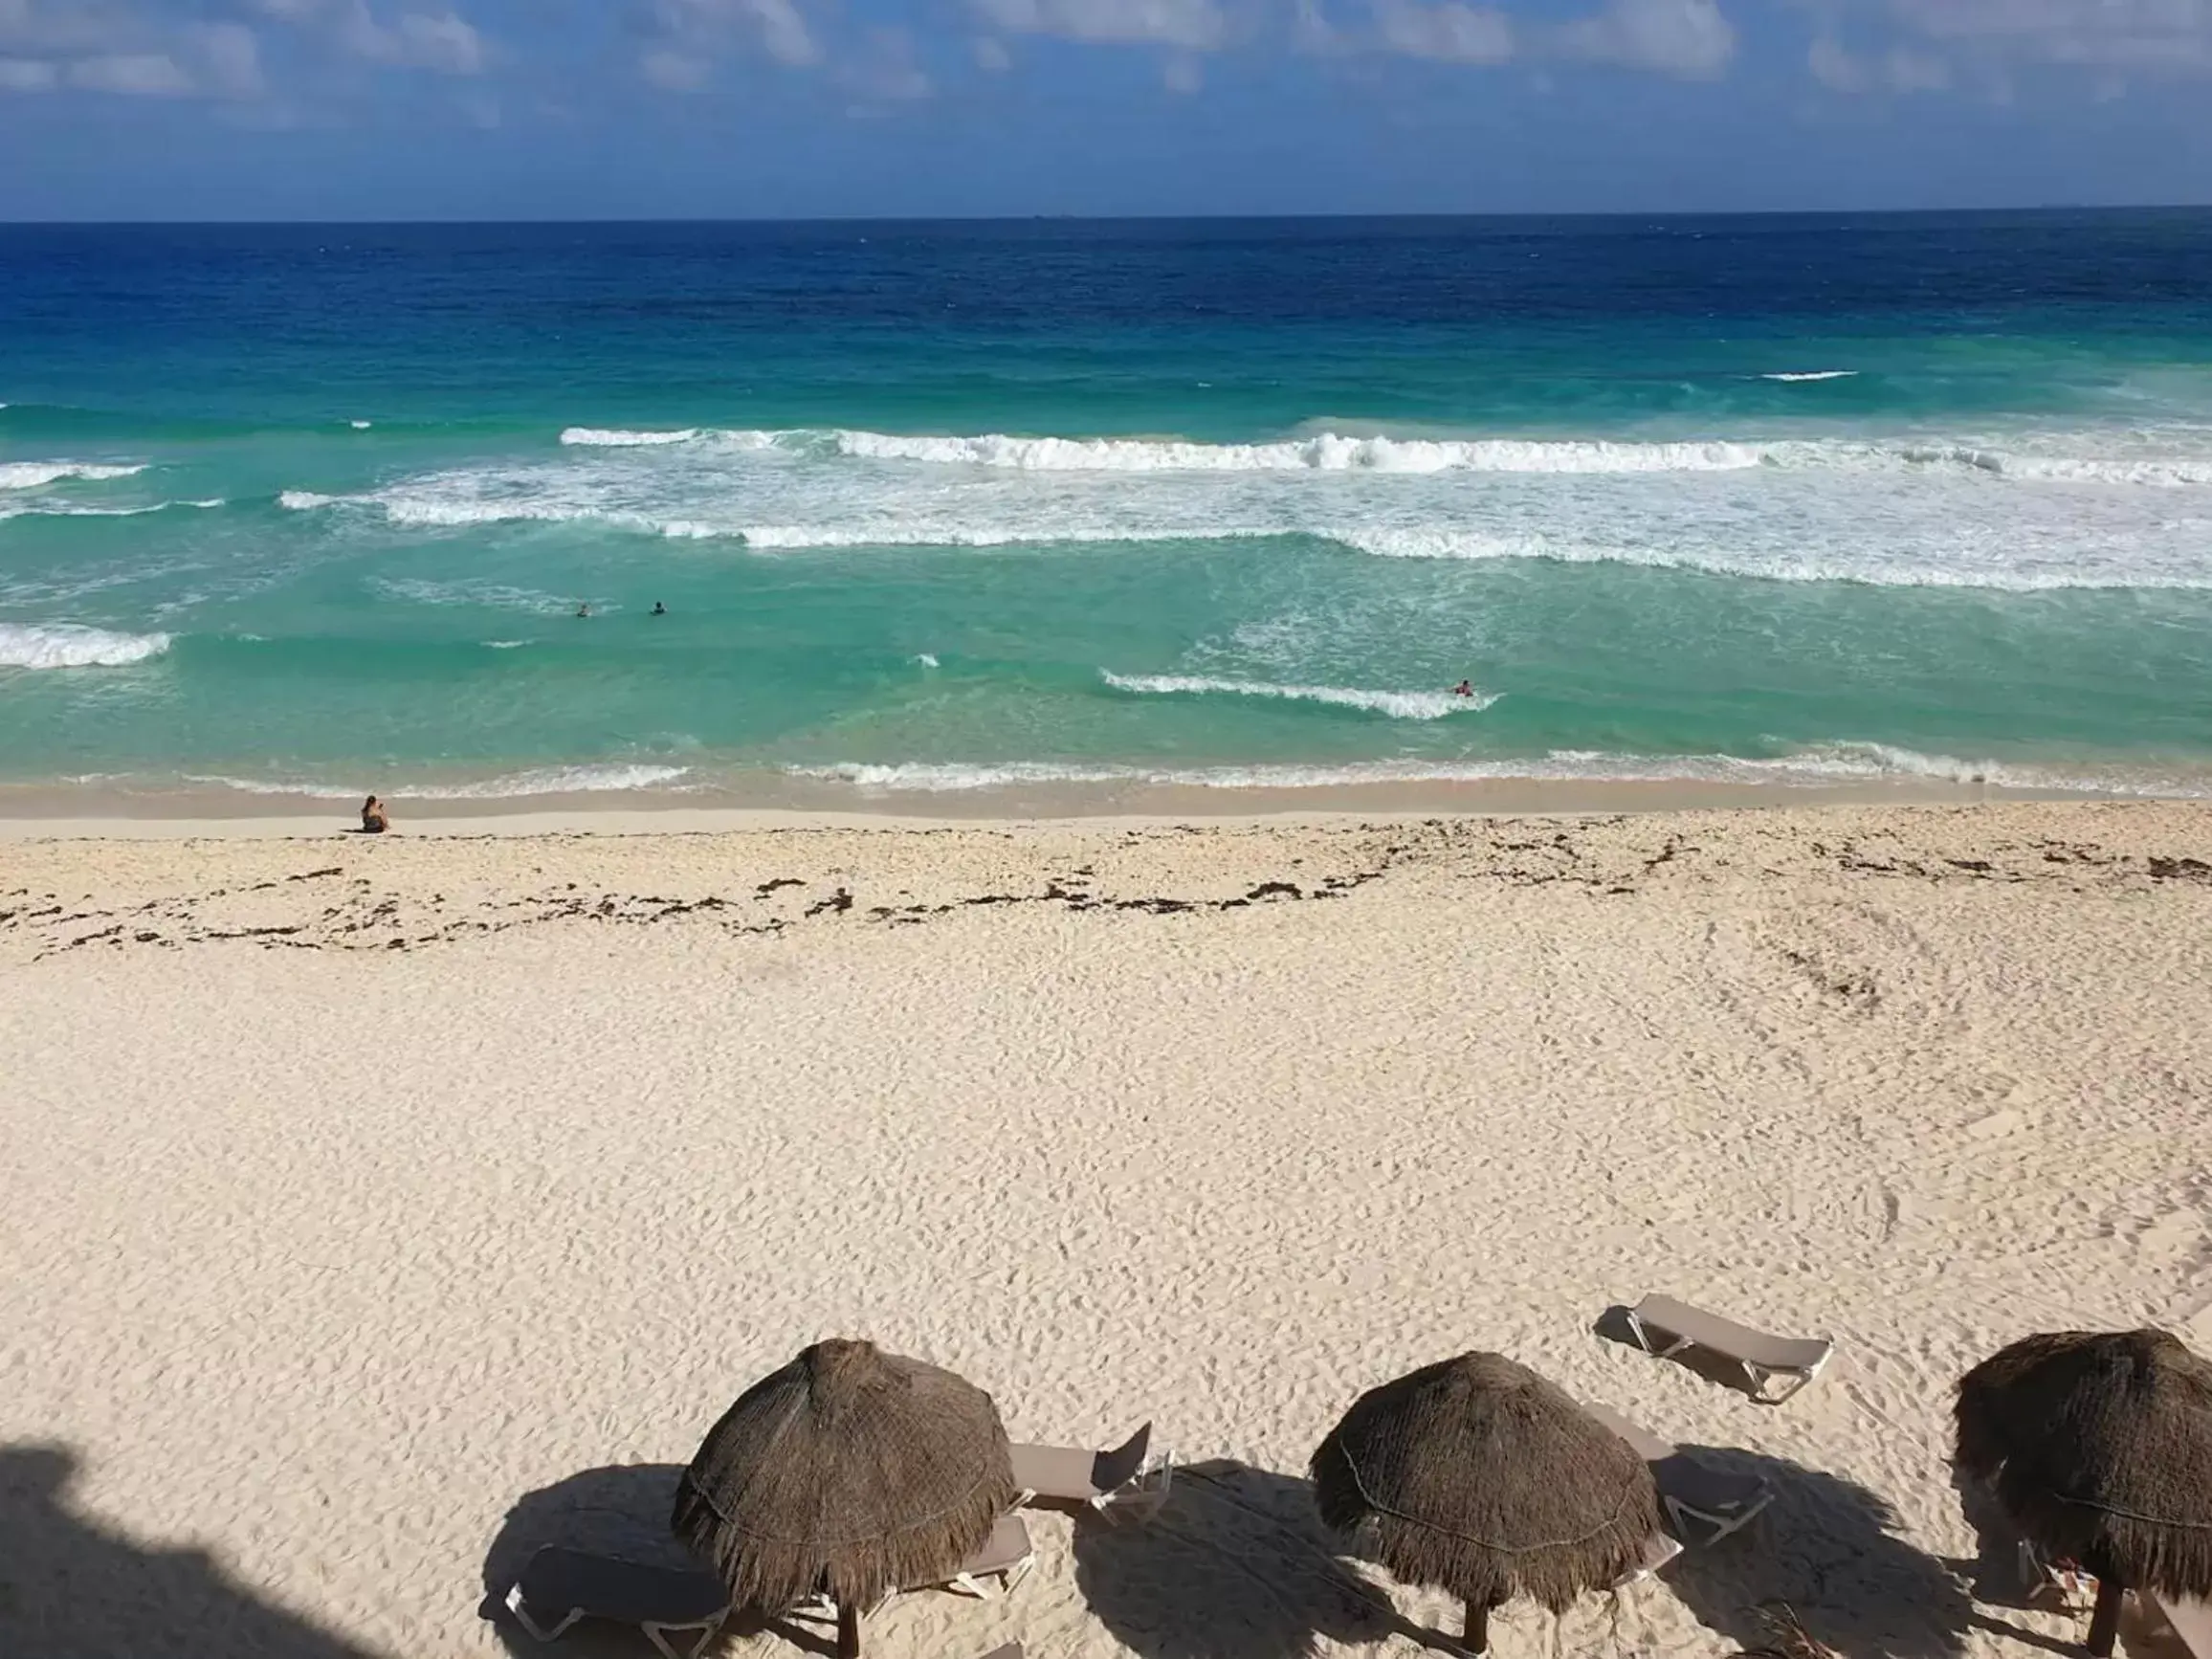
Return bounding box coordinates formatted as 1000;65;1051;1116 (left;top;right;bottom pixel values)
1610;1531;1686;1588
798;1514;1039;1621
1009;1422;1170;1517
1624;1294;1836;1404
1579;1398;1778;1546
502;1546;730;1659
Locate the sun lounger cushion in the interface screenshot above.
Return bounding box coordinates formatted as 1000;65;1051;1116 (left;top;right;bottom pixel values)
505;1546;729;1659
1626;1294;1836;1403
1008;1423;1153;1506
2148;1591;2212;1659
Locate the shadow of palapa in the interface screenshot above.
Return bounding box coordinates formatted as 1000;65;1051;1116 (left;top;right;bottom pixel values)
1657;1448;1970;1659
1073;1457;1503;1659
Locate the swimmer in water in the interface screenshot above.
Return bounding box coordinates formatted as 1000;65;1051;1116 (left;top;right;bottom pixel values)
651;601;667;616
575;603;590;619
1452;679;1473;698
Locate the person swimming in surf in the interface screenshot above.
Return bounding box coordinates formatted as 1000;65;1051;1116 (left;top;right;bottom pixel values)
575;603;590;619
1452;679;1474;698
651;601;667;616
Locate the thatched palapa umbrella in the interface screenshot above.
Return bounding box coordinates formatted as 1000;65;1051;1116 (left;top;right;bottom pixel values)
672;1338;1017;1658
1311;1351;1661;1653
1955;1328;2212;1656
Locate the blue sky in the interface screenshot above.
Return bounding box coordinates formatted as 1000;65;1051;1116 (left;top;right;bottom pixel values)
2;0;2207;218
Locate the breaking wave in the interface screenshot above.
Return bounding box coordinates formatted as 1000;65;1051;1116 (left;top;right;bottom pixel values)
183;763;693;798
1100;671;1496;720
547;423;2212;482
790;741;2212;798
0;622;173;669
0;461;148;490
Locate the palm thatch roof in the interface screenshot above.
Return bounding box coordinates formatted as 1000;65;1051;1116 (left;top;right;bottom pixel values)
1310;1351;1660;1617
671;1338;1016;1616
1954;1328;2212;1598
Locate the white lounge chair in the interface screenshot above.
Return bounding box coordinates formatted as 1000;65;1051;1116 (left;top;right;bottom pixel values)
2146;1591;2212;1659
1010;1423;1169;1516
1624;1294;1836;1404
503;1545;730;1659
797;1513;1040;1621
1581;1399;1778;1545
932;1514;1037;1601
1609;1530;1686;1588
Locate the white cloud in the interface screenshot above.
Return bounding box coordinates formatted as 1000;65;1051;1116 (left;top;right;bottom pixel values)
1371;0;1515;62
67;51;193;95
646;0;820;71
968;0;1229;50
193;22;266;97
1559;0;1735;77
1880;0;2212;75
972;33;1013;69
839;24;932;102
0;54;56;91
1291;0;1338;50
640;45;712;88
738;0;818;65
335;4;486;75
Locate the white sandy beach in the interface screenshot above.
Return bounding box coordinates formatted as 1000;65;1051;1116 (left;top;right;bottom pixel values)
4;802;2211;1659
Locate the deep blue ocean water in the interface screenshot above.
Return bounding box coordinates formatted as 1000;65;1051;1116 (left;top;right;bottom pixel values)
4;212;2211;802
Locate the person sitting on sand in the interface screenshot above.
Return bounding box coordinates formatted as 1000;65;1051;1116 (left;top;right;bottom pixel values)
1452;679;1474;698
651;601;667;616
361;795;388;834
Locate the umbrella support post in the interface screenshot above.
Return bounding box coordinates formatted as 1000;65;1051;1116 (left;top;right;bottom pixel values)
836;1599;860;1659
1463;1599;1490;1655
2086;1578;2123;1658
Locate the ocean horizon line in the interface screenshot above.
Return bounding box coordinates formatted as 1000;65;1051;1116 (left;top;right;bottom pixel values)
7;203;2212;232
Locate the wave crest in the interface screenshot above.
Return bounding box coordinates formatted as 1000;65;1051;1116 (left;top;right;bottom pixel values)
0;461;148;491
0;623;172;669
1101;670;1495;720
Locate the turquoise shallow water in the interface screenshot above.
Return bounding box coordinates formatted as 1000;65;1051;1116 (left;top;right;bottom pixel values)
4;214;2212;802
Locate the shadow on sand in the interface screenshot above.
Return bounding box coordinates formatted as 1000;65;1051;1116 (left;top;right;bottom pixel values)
1071;1457;1466;1659
1655;1446;1973;1659
479;1461;846;1659
0;1442;382;1659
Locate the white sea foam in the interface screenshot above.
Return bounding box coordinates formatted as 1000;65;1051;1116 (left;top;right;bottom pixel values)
790;742;2212;798
560;427;704;447
1100;671;1496;720
821;429;1776;475
0;498;224;520
185;763;693;799
350;420;372;430
915;653;940;668
482;639;533;650
0;461;148;490
398;763;693;798
278;490;344;511
0;622;172;669
548;421;2212;483
373;577;577;615
1763;371;1860;383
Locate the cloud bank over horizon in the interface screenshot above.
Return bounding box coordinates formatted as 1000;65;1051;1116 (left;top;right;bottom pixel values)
1;0;2206;216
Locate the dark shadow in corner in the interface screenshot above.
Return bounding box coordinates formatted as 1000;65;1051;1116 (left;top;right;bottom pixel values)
1593;1304;1775;1401
1658;1447;1972;1659
1070;1458;1463;1659
0;1442;383;1659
